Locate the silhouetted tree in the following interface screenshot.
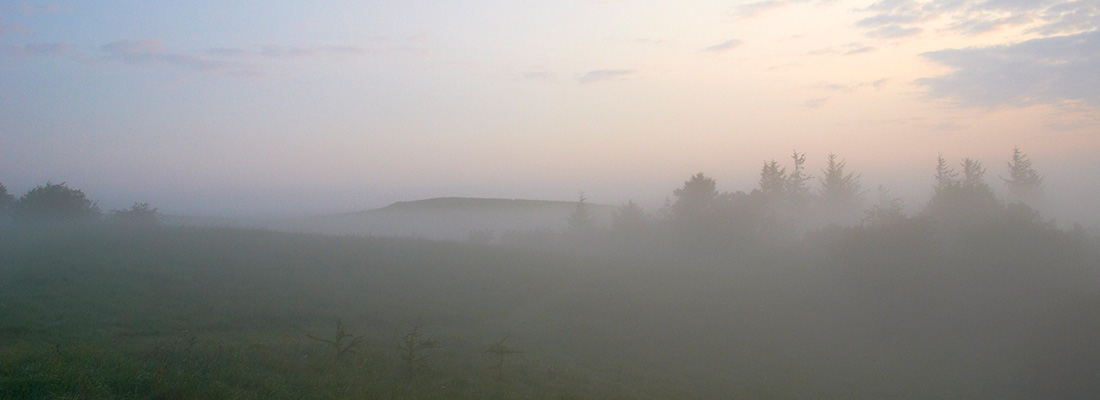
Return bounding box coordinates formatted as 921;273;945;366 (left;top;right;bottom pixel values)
1002;147;1042;206
671;173;726;244
786;151;811;205
656;196;673;222
758;160;787;201
13;182;100;223
934;154;959;193
567;191;596;233
485;338;522;381
611;200;648;233
0;183;13;220
864;185;904;226
818;154;862;224
673;173;719;221
717;189;788;246
960;158;988;190
926;157;1001;228
111;202;161;226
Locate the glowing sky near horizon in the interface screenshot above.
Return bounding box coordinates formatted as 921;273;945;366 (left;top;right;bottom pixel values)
1;0;1098;222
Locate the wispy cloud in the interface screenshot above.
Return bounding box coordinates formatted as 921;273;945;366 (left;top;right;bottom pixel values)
577;69;635;83
804;96;831;109
857;0;1099;39
735;0;834;18
8;35;400;79
1032;0;1100;35
946;13;1033;35
817;79;889;93
3;41;72;57
101;39;262;76
205;48;250;57
801;79;888;109
0;21;30;37
918;30;1100;108
866;25;923;38
807;42;876;56
258;44;371;58
703;39;743;53
737;0;789;18
19;2;70;15
843;46;877;55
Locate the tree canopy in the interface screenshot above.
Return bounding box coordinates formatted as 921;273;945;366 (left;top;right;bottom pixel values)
672;173;719;222
567;191;596;233
12;182;100;223
1003;146;1042;206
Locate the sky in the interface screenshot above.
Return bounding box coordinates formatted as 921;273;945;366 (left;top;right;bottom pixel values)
1;0;1098;224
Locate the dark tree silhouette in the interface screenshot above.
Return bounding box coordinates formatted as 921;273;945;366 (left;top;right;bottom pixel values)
786;151;811;204
864;185;905;226
818;153;862;224
673;173;719;224
1002;147;1042;206
934;154;959;193
926;157;1001;227
758;160;787;200
611;200;647;232
111;202;161;226
671;172;730;246
568;191;596;233
960;158;988;190
13;182;100;223
0;183;13;219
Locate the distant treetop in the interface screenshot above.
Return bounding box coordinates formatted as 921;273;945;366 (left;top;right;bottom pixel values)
12;182;101;223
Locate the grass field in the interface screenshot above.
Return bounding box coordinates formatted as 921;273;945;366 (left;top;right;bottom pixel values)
0;224;657;399
2;221;1098;398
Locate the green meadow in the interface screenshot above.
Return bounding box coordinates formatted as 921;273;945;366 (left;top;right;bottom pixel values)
3;218;1099;399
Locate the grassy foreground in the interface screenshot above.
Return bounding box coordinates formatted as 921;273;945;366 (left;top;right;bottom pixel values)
2;221;1099;399
0;224;661;399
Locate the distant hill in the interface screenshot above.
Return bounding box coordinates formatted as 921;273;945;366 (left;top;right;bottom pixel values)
272;197;617;241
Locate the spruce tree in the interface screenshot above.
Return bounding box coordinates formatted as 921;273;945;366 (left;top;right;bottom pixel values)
934;154;958;193
819;154;861;209
1003;146;1042;206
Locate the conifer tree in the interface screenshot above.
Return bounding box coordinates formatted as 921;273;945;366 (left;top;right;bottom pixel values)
960;158;988;190
1002;146;1042;206
568;191;595;233
758;160;787;200
819;153;861;212
612;200;647;232
934;154;959;193
786;151;811;202
865;185;904;226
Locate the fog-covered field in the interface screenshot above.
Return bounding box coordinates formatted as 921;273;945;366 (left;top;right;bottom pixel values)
2;166;1099;398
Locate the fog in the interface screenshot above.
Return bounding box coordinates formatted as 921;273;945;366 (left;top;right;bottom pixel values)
3;0;1100;398
4;148;1098;232
3;152;1100;397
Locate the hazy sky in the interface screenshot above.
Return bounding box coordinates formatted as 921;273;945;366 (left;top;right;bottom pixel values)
2;0;1098;221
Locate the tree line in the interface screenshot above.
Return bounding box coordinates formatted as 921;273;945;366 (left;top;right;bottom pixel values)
0;146;1055;242
0;182;158;226
544;147;1055;253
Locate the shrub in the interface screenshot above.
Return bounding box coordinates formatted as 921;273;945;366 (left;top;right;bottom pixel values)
12;182;100;223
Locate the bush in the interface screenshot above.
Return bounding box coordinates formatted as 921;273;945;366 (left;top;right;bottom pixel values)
110;202;160;226
12;182;100;223
0;183;14;222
